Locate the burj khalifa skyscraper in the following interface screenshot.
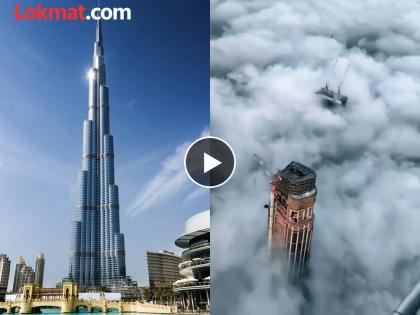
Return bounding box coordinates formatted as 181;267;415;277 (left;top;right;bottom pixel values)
69;21;127;288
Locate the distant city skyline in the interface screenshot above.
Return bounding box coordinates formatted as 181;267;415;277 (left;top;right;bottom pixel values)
0;0;209;288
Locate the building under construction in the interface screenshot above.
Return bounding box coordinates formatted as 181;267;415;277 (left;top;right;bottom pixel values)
268;162;316;279
316;60;349;107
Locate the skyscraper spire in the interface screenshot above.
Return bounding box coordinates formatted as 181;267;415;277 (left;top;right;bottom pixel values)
96;20;103;45
69;21;127;288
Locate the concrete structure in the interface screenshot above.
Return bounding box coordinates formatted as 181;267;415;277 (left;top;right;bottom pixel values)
0;282;175;314
0;255;11;302
68;21;128;288
173;210;210;312
34;254;45;288
12;257;25;293
147;251;182;290
268;161;316;279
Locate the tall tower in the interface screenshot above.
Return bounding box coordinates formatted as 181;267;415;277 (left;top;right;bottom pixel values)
12;257;25;293
268;162;316;279
0;254;11;300
34;253;45;288
69;21;127;288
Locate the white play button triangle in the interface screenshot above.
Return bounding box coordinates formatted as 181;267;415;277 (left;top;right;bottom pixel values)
185;137;236;188
204;152;222;173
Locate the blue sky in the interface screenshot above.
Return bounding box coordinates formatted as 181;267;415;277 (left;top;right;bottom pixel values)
0;0;209;288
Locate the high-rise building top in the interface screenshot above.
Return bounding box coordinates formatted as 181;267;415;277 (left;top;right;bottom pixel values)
35;253;45;288
16;257;25;265
0;254;11;290
268;162;316;279
36;253;45;260
68;21;128;288
271;161;316;196
147;251;182;290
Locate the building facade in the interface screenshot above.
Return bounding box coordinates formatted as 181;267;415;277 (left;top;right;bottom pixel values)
12;256;35;294
12;257;25;293
18;266;35;291
173;210;210;312
68;21;128;288
0;254;11;290
0;254;11;301
147;251;182;290
268;162;316;279
35;253;45;288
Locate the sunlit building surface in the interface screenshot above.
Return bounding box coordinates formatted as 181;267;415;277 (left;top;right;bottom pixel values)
173;210;210;312
268;162;316;279
68;21;129;288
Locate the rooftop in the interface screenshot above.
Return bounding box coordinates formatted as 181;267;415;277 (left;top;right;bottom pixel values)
276;162;315;183
147;250;176;256
272;162;316;196
175;210;210;249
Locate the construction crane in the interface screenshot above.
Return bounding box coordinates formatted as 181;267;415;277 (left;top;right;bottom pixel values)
316;59;349;107
254;154;275;249
254;153;272;179
393;281;420;315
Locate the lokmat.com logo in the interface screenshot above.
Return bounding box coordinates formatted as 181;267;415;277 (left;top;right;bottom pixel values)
15;3;132;21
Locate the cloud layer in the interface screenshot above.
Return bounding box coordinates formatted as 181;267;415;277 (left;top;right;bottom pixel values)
127;128;209;216
210;1;420;314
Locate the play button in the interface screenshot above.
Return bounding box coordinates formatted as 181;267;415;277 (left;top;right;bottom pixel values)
204;153;222;173
184;136;236;188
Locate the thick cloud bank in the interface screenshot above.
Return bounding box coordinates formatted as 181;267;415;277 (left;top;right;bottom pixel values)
210;1;420;314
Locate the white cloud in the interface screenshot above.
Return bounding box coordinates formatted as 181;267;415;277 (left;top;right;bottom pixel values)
127;127;209;216
211;0;420;314
184;187;208;203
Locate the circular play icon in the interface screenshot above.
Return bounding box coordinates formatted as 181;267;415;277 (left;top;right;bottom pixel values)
184;136;236;188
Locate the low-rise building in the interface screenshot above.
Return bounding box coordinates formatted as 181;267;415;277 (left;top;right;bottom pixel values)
173;210;210;312
147;250;182;290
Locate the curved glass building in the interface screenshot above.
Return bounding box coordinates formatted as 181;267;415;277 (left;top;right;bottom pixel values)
147;251;182;290
68;22;127;288
173;210;210;312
